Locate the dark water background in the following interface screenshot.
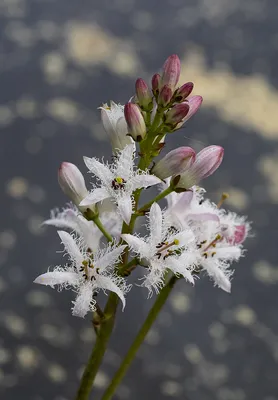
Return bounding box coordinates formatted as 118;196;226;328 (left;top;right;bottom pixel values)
1;0;278;399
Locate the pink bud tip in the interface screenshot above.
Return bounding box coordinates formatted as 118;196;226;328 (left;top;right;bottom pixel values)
151;73;161;95
161;54;181;91
175;82;194;101
135;78;153;110
157;85;173;107
165;102;190;126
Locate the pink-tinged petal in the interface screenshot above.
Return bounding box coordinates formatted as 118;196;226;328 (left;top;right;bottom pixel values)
182;95;203;123
97;275;126;310
186;212;220;223
34;271;78;287
57;231;83;265
83;157;113;185
121;234;149;258
95;245;127;271
149;203;163;246
232;225;247;245
170;191;193;214
131;174;161;190
72;283;93;318
117;195;133;224
152;147;195;180
80;188;110;206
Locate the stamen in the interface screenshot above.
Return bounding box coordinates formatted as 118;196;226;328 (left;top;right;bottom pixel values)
203;234;222;252
217;192;229;208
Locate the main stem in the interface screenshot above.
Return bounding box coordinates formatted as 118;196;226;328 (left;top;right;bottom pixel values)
75;293;119;400
101;276;178;400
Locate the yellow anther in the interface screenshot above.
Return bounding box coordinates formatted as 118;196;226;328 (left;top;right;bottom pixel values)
173;239;179;246
82;260;88;266
115;176;124;184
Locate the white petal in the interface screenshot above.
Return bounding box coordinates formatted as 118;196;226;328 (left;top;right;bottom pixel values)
121;234;150;258
97;275;126;310
167;258;194;284
214;246;242;261
203;259;231;293
57;231;83;266
171;191;193;214
117;195;133;224
115;144;135;180
171;229;195;248
131;174;161;190
75;218;102;253
186;212;220;223
34;271;78;287
44;208;79;231
72;283;93;318
95;245;127;271
149;203;163;246
83;157;113;186
80;188;110;206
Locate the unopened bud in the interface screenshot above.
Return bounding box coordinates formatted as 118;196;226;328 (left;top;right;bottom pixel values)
124;103;146;141
151;73;161;96
161;54;181;91
135;78;153;111
172;145;224;189
58;162;89;206
152;147;196;179
164;103;190;126
174;95;203;129
174;82;194;102
157;85;173;107
100;101;133;152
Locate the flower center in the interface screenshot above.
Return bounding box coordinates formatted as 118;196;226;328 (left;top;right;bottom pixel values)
79;249;100;281
197;234;222;258
112;176;127;190
155;239;180;260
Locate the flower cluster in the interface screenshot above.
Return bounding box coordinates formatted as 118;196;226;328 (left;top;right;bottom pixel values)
35;55;250;317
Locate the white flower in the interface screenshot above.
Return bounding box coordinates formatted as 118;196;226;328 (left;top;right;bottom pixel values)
122;203;196;295
80;144;161;224
163;182;247;292
44;206;122;252
100;101;134;152
34;231;129;317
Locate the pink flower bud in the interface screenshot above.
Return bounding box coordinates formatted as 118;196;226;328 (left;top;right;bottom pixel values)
135;78;153;111
161;54;181;91
157;85;173;107
58;162;89;206
152;147;196;179
164;103;190;126
151;73;161;96
173;145;224;188
124;103;146;141
175;82;194;102
175;96;203;129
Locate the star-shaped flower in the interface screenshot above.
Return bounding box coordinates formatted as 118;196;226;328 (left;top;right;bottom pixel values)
122;203;196;295
80;144;161;224
34;231;129;317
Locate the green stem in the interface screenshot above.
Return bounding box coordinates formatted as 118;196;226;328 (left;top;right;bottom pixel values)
101;276;178;400
138;186;173;213
75;293;119;400
92;215;113;242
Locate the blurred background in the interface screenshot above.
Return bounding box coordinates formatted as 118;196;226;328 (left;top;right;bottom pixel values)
1;0;278;399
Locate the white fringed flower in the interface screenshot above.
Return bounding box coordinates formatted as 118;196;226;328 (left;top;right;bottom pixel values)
44;206;122;252
80;144;161;224
163;182;248;292
122;203;196;295
34;231;129;317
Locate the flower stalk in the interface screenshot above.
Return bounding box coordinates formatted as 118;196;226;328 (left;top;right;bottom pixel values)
101;275;178;400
